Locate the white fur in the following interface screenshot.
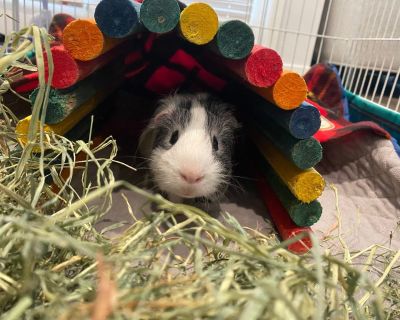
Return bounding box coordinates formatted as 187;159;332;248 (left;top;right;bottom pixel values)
150;105;223;199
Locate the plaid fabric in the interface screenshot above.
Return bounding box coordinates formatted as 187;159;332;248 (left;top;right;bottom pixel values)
309;98;391;142
123;33;227;97
304;63;349;120
305;64;399;155
48;13;75;45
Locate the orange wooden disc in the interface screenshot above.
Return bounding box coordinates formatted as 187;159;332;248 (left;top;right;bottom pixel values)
63;19;119;61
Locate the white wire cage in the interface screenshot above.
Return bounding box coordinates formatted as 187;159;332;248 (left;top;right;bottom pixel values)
1;0;400;111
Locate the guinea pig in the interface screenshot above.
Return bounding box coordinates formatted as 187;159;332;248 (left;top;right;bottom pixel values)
138;93;240;203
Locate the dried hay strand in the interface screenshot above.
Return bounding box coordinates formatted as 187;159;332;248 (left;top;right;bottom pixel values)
0;26;399;320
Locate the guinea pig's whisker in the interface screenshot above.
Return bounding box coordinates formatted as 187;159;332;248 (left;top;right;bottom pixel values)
115;155;152;163
230;174;257;182
220;178;245;194
232;178;246;192
133;156;155;162
223;182;242;193
136;166;153;171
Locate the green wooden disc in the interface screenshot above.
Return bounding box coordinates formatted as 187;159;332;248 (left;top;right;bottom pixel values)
292;138;323;170
215;20;254;59
248;111;323;170
140;0;180;33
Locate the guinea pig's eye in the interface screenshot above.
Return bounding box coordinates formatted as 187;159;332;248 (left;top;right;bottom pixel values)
169;130;179;145
212;136;219;151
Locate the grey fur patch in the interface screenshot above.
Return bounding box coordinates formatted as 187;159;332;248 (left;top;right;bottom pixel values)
198;94;239;171
152;95;193;149
177;96;193;110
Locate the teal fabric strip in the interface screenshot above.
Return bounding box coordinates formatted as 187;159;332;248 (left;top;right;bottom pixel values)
345;90;400;142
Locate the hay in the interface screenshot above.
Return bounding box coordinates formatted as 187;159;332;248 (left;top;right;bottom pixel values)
0;26;399;320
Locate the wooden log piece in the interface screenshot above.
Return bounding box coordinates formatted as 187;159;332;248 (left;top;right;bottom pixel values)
13;44;127;92
94;0;142;38
219;45;283;87
237;87;321;139
45;45;79;89
16;81;119;148
279;101;322;139
179;3;219;45
63;19;122;61
255;170;313;253
29;58;125;124
7;46;79;93
252;70;308;110
140;0;180;33
247;115;323;170
255;155;322;228
210;20;255;60
249;127;325;203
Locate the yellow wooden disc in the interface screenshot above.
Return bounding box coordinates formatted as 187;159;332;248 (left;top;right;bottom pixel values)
291;170;325;203
179;3;219;45
15;116;52;148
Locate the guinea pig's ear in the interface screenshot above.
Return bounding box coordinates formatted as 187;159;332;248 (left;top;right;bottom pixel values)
231;116;241;131
137;104;174;157
148;99;175;128
224;102;241;131
150;108;172;128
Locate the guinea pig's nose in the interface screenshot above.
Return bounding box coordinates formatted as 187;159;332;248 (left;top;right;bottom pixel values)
179;170;205;184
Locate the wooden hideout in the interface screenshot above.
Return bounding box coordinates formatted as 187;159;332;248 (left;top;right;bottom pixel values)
15;0;326;254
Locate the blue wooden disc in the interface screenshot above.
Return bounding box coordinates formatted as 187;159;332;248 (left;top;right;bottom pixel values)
95;0;142;38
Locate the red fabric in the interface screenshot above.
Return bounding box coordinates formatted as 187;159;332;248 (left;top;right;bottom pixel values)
124;51;143;65
256;172;312;254
197;68;226;92
304;63;392;143
304;64;344;118
170;50;226;91
145;66;186;94
169;49;197;69
11;73;40;93
125;63;150;79
143;49;227;94
310;98;391;143
144;33;157;52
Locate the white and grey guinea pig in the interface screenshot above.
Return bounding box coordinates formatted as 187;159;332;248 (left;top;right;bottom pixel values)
138;92;240;202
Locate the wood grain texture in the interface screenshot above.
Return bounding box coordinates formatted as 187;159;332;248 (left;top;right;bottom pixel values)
179;3;219;45
250;128;325;203
63;19;121;61
252;70;308;109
